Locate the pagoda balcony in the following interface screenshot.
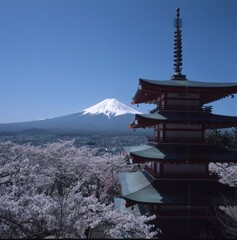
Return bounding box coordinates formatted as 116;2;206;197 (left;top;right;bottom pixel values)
145;204;215;218
144;166;219;181
150;105;213;113
147;137;207;144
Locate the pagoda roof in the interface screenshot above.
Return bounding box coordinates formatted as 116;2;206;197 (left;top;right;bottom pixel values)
119;171;236;205
129;111;237;129
132;79;237;104
140;78;237;88
124;144;237;163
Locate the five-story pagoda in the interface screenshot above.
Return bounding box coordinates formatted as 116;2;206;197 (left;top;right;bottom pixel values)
119;8;237;239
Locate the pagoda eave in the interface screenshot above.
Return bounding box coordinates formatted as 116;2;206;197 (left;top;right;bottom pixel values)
131;79;237;104
125;144;237;164
129;153;237;164
119;172;237;206
129;112;237;129
130;121;237;130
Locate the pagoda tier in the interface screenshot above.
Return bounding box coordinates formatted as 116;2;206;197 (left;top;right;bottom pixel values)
124;144;237;164
119;171;236;206
129;111;237;129
132;78;237;105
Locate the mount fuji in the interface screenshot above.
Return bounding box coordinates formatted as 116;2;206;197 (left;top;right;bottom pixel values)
0;98;145;135
81;98;141;118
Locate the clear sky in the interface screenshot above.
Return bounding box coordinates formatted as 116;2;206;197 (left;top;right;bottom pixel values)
0;0;236;123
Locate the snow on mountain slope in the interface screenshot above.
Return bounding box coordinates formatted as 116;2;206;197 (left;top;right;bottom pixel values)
81;98;141;118
0;98;146;134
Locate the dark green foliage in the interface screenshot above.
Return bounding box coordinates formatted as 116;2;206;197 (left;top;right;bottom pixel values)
205;128;237;149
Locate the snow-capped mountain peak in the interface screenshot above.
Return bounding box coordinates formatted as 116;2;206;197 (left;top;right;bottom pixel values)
81;98;141;118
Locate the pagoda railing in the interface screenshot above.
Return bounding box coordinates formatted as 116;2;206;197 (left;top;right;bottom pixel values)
149;105;213;113
145;204;214;218
147;136;207;144
144;166;219;180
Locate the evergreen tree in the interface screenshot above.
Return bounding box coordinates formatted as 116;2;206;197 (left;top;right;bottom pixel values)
232;127;237;149
222;130;233;149
205;129;235;149
205;129;222;145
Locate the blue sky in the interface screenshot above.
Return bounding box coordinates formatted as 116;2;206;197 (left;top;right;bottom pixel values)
0;0;236;123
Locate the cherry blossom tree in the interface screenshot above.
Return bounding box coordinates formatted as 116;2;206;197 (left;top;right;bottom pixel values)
0;140;160;238
209;162;237;238
209;162;237;187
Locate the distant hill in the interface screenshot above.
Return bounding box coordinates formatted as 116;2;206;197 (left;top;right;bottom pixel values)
0;98;151;135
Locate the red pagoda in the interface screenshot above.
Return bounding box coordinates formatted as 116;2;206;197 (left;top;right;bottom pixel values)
119;8;237;239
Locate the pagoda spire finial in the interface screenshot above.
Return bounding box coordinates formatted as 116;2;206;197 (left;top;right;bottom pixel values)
172;8;186;80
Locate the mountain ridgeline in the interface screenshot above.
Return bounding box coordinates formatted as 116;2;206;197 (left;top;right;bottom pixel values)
0;99;149;135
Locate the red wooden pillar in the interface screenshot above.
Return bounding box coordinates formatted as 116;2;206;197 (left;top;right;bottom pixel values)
164;92;167;109
201;124;205;143
160;162;164;177
205;163;209;176
163;123;167;142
